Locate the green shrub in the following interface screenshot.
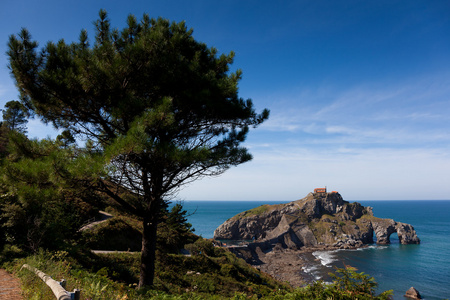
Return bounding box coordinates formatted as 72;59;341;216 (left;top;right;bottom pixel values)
220;263;237;277
330;266;393;299
185;238;215;256
82;217;142;251
0;244;24;263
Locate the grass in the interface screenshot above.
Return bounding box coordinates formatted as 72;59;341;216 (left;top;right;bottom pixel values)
232;202;288;220
234;205;270;219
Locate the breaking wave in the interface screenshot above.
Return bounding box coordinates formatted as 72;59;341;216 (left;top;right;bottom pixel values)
312;250;339;267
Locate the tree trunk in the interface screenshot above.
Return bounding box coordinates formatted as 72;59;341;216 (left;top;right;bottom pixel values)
139;213;158;288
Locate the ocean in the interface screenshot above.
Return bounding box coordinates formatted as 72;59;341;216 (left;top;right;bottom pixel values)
173;199;450;300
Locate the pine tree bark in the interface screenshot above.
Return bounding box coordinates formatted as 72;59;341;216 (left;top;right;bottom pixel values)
139;213;158;288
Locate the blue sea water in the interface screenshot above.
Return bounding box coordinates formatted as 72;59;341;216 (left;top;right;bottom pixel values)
174;200;450;300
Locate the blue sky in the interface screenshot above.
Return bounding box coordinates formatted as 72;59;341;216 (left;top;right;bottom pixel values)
1;1;449;200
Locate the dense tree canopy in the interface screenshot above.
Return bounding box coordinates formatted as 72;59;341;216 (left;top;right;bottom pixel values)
0;133;98;251
7;10;269;287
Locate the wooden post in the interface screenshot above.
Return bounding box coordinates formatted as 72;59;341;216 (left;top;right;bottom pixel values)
71;289;81;300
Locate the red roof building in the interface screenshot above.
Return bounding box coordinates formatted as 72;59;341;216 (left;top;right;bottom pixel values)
314;187;327;193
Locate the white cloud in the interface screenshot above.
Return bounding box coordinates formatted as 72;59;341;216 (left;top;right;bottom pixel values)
260;114;303;132
325;125;354;135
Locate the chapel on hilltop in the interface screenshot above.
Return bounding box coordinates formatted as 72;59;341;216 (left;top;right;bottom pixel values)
314;187;327;194
314;187;339;194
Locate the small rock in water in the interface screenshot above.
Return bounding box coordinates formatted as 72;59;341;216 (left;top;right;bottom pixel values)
404;287;422;299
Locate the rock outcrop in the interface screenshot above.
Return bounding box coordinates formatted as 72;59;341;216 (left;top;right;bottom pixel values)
214;192;420;250
405;287;422;299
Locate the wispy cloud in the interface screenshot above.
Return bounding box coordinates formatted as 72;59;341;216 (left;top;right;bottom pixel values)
259;73;450;148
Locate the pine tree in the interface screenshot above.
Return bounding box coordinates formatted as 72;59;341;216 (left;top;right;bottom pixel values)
1;100;29;133
7;10;269;287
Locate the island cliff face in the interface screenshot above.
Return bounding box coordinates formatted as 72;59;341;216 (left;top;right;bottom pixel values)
214;192;420;250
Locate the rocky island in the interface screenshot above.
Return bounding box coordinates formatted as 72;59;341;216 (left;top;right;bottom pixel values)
214;190;420;286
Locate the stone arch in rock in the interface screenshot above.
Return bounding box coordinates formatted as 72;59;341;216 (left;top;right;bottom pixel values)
372;219;396;244
395;222;421;244
371;219;420;245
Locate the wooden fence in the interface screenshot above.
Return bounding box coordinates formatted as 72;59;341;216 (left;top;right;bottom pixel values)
21;264;80;300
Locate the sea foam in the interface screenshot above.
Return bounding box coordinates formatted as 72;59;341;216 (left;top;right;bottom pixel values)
313;250;338;267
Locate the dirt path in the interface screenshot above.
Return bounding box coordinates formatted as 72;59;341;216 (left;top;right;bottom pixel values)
0;269;23;300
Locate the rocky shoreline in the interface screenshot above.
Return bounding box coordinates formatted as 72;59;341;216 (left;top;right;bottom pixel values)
223;242;363;287
249;247;311;287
